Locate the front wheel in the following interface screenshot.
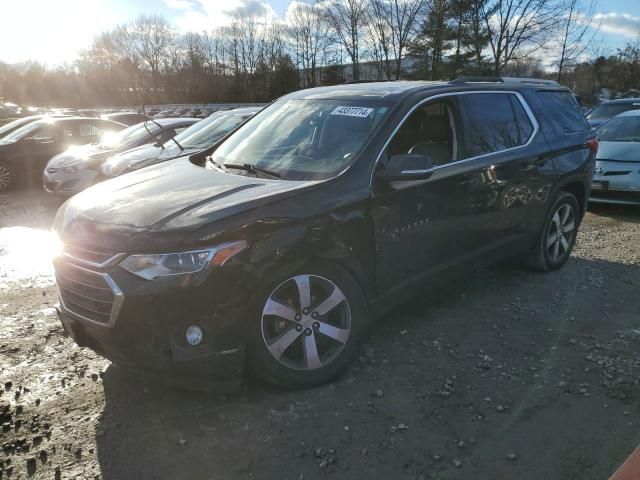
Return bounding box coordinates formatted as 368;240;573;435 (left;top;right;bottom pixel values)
0;162;15;192
247;262;369;388
526;191;580;271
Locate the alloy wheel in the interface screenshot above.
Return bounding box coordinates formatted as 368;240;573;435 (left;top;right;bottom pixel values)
261;274;351;371
546;203;576;262
0;164;12;191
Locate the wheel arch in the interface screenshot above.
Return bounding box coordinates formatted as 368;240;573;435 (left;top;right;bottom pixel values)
558;178;587;218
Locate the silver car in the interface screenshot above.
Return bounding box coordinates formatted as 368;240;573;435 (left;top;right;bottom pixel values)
43;117;198;195
591;110;640;205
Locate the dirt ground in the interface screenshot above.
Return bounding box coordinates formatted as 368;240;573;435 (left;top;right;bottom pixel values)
1;189;639;480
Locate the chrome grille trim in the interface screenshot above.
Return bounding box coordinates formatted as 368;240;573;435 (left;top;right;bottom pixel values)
56;262;124;328
62;248;126;269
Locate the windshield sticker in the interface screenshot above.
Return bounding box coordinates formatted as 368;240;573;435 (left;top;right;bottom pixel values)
330;106;374;118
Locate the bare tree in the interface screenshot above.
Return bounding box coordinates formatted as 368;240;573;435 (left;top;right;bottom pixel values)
480;0;561;75
388;0;427;79
287;1;333;87
326;0;368;81
128;14;174;90
364;0;393;79
555;0;598;81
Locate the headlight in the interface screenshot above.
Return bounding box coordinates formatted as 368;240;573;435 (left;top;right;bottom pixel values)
62;164;80;174
100;161;120;177
119;241;247;280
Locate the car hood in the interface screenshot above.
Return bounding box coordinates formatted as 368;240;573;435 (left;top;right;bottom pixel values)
597;141;640;162
47;144;114;168
55;158;316;252
110;142;191;164
103;143;198;173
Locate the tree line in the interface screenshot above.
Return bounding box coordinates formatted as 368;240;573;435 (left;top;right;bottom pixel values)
0;0;638;108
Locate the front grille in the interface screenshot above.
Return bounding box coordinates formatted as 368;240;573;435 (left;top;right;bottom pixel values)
603;171;631;176
55;261;120;326
63;245;119;266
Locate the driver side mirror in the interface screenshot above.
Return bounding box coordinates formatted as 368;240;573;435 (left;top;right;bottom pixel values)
375;154;434;182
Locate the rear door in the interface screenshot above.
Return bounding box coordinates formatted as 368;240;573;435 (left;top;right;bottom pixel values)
455;91;548;244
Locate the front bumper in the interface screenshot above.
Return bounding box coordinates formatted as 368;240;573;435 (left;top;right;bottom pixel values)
590;160;640;205
53;253;251;389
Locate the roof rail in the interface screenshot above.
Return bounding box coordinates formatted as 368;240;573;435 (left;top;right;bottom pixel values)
451;76;561;87
343;79;391;84
450;76;504;84
501;77;561;86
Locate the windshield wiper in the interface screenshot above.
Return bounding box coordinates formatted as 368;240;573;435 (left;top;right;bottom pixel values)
141;105;183;152
207;157;228;172
225;163;281;179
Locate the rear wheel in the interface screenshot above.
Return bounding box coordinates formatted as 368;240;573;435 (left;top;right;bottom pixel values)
0;162;14;192
248;262;368;388
526;191;579;271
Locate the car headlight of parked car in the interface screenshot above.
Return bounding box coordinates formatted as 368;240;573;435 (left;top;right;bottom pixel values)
119;241;247;280
100;161;122;177
61;164;81;174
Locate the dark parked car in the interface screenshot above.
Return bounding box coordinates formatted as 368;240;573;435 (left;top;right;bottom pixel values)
590;110;640;205
0;117;125;191
101;112;150;126
53;78;596;389
586;98;640;129
100;107;258;178
43;117;199;195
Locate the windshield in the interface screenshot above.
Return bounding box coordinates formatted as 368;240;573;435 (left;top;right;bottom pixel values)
210;100;389;180
588;102;640;119
0;117;35;137
169;111;249;151
1;120;48;143
597;116;640;142
99;122;160;149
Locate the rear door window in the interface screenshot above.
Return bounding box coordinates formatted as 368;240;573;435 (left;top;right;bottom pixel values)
537;91;590;133
458;93;535;158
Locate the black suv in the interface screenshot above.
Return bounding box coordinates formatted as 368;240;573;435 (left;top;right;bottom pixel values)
53;78;596;389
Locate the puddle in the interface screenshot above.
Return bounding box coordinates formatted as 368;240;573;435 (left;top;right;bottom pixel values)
0;226;60;289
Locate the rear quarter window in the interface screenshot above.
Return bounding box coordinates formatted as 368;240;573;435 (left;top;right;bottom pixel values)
536;91;589;133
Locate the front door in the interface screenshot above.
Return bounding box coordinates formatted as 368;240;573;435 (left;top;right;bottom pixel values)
19;124;65;186
370;92;540;295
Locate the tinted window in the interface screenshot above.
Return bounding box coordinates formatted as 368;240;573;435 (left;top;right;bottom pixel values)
459;93;533;158
31;125;57;141
537;91;589;133
387;100;458;166
510;95;535;143
78;123;106;138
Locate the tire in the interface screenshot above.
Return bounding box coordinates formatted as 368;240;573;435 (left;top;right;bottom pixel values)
525;191;580;271
0;162;15;192
247;261;369;388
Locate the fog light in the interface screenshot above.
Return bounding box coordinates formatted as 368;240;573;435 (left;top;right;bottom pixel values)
185;325;203;346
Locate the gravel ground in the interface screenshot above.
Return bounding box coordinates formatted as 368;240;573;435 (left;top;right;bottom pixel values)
1;189;639;480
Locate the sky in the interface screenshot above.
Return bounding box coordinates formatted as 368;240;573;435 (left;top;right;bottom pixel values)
0;0;638;67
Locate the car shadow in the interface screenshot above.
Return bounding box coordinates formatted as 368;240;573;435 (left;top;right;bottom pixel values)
95;255;640;480
587;202;640;224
